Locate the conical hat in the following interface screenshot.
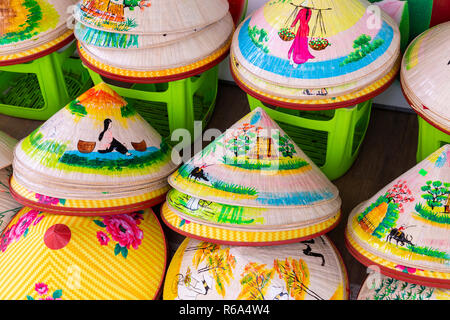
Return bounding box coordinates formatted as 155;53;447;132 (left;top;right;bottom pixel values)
11;83;178;214
163;236;348;300
401;22;450;134
74;21;199;50
357;273;450;300
0;167;23;235
230;49;400;109
78;13;233;71
231;0;400;90
74;0;229;35
0;207;166;300
161;201;340;246
167;188;341;230
0;130;17;170
168;107;339;209
346;145;450;288
0;0;75;55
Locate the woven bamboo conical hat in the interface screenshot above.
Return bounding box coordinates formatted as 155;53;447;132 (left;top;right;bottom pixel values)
168;107;339;209
163;236;348;300
0;207;166;300
401;22;450;134
230;49;400;108
0;0;76;55
79;13;233;71
166;188;341;231
10;83;178;214
161;201;340;246
74;0;229;35
357;273;450;300
231;0;400;91
346;145;450;288
74;21;199;50
0;167;23;235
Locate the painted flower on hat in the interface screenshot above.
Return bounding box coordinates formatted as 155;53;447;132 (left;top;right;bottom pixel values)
93;212;144;258
35;283;48;296
0;209;44;253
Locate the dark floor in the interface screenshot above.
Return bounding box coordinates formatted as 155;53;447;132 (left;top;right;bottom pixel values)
0;82;419;299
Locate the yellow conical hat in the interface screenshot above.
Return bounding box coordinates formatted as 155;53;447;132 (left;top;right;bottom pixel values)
357;273;450;300
0;207;166;300
163;236;348;300
11;83;178;214
346;145;450;288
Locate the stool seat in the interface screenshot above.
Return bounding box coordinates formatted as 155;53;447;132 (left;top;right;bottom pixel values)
0;41;92;120
85;65;219;148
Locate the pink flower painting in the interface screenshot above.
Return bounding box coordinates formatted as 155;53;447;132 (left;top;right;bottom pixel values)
93;211;145;259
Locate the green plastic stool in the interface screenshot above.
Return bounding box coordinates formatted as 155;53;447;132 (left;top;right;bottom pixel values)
248;95;372;180
416;116;450;162
85;65;219;147
0;42;93;120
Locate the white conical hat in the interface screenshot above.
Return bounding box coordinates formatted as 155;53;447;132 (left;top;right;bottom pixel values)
168;107;340;209
401;22;450;134
78;13;234;71
346;145;450;288
74;0;229;35
163;236;348;300
231;0;400;90
358;273;450;300
11;83;178;215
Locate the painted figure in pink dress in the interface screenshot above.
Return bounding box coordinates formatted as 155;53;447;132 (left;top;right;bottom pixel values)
288;0;315;68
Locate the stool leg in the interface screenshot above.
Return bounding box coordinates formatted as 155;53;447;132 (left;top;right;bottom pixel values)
167;78;196;145
416;116;448;163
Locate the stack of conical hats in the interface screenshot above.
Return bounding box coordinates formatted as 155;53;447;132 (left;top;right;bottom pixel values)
400;22;450;134
346;145;450;289
357;273;450;300
0;0;77;64
230;0;401;109
162;107;341;245
10;82;178;215
73;0;234;82
0;83;174;300
0;132;22;235
162;108;348;300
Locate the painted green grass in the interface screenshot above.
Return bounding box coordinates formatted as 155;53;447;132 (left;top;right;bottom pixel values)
222;156;310;171
211;181;258;196
178;164;258;196
406;244;449;261
415;203;450;225
80;25;139;49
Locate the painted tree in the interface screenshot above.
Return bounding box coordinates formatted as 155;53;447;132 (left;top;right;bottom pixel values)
385;180;415;213
237;262;275;300
273;257;312;300
191;242;236;297
421;180;450;210
276;133;296;158
341;34;384;66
